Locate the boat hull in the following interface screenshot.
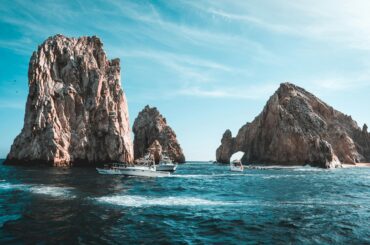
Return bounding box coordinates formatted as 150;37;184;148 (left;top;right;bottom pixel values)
230;165;244;172
96;167;170;177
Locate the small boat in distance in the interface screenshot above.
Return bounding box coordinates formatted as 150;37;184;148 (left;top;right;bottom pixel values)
230;151;245;172
96;164;170;177
230;159;244;172
157;154;177;172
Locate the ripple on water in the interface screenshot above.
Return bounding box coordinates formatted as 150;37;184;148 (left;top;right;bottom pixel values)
0;214;21;228
94;195;238;207
1;163;370;244
165;173;254;179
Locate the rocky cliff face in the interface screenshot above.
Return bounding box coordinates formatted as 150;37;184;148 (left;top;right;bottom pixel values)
133;105;185;163
216;83;370;168
5;35;133;166
216;130;235;164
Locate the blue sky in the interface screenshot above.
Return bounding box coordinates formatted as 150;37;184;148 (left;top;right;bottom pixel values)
0;0;370;160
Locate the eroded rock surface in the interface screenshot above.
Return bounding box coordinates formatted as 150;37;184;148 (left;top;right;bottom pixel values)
5;35;133;166
216;83;370;168
216;130;235;164
133;106;185;163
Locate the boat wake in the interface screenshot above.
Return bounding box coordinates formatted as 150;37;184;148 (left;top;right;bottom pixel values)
0;182;28;191
166;173;254;178
0;182;75;198
29;186;75;198
94;195;236;207
94;194;360;208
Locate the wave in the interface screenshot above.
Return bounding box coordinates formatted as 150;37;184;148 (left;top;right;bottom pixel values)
0;182;75;199
94;195;237;207
0;214;21;227
29;186;75;198
279;201;360;207
166;173;254;178
246;165;303;169
94;194;362;208
168;173;308;179
261;174;308;179
292;167;325;172
0;182;29;191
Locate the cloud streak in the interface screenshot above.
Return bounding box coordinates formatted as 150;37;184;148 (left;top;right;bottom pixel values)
183;0;370;50
179;83;278;100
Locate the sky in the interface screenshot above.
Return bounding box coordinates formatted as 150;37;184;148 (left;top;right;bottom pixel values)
0;0;370;160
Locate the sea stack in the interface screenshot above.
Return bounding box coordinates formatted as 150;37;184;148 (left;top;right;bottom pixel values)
5;35;133;166
216;82;370;168
133;105;185;163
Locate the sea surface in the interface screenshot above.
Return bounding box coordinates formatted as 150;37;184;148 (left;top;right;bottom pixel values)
0;160;369;244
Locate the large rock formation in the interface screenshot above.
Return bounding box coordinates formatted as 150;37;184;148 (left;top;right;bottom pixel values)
216;130;235;164
216;82;370;168
133;106;185;163
5;35;133;166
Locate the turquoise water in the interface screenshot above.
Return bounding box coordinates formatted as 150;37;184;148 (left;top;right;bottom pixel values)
1;160;370;244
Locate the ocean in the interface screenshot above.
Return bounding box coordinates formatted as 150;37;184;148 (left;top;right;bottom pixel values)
0;160;369;244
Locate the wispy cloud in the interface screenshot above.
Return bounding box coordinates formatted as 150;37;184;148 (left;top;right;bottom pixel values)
1;0;370;161
122;49;234;72
0;37;34;55
1;0;370;97
183;0;370;50
178;83;278;100
311;74;370;91
117;49;238;83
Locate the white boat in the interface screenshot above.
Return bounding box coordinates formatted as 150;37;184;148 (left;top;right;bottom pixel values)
96;164;170;177
156;154;177;172
229;151;245;172
230;159;244;172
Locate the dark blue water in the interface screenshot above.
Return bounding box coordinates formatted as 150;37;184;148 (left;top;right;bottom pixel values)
1;160;370;244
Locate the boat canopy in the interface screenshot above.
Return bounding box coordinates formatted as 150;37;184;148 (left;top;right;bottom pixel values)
230;151;245;162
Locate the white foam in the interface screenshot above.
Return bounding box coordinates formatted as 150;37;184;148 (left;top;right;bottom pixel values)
280;200;359;206
95;195;235;207
246;165;303;169
95;195;359;208
29;186;75;198
261;174;307;179
293;167;325;172
0;182;28;191
0;182;75;198
167;173;254;178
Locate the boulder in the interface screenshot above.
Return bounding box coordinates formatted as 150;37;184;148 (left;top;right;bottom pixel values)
216;82;370;168
5;35;133;166
133;105;185;163
215;129;235;163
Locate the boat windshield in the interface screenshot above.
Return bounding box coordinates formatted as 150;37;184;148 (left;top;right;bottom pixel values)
160;154;173;164
232;160;242;167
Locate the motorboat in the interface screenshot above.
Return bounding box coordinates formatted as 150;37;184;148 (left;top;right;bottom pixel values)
96;163;170;177
229;151;245;172
156;154;177;172
230;159;244;172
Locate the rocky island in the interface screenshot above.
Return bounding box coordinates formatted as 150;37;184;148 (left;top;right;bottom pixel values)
133;105;185;163
5;35;133;166
216;83;370;168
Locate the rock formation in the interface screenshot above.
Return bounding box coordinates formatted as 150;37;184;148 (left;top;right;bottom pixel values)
5;35;133;166
133;105;185;163
216;130;234;164
216;82;370;168
363;124;368;134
